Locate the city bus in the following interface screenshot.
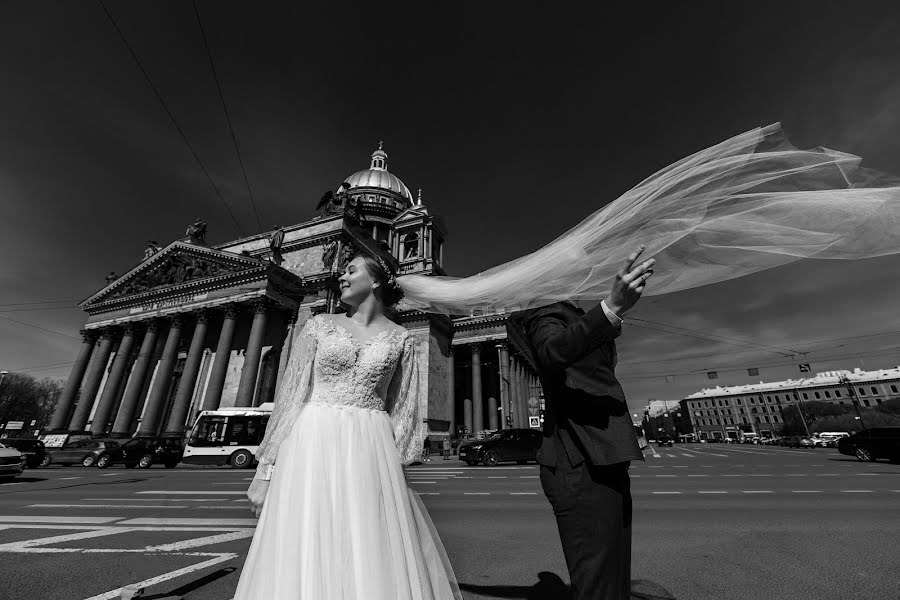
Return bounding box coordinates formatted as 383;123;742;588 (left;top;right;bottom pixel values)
181;403;273;468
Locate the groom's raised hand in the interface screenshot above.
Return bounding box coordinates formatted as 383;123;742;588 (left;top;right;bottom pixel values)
605;245;655;317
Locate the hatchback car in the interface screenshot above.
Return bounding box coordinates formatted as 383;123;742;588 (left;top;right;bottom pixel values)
97;436;184;469
458;428;542;466
0;443;26;480
42;439;119;467
838;427;900;462
1;438;46;468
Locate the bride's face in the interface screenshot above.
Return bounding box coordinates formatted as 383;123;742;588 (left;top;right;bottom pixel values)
338;256;377;307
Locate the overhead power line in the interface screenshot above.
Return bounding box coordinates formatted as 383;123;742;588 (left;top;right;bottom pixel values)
0;300;80;308
97;0;245;238
193;0;263;233
0;315;81;340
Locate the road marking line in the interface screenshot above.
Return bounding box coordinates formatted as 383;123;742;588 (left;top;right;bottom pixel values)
815;474;838;477
410;481;437;484
855;473;879;476
785;474;807;477
749;474;773;477
723;475;742;477
510;492;538;495
679;454;693;458
26;504;189;510
81;552;237;600
416;492;440;495
99;474;121;477
87;498;228;502
687;475;709;477
117;518;258;526
0;527;134;551
519;476;539;479
665;454;677;458
487;476;508;479
59;477;82;480
145;530;255;552
652;491;682;495
463;493;490;495
654;475;677;477
742;491;773;494
0;516;122;524
698;491;728;494
136;491;245;495
841;490;873;493
792;490;823;493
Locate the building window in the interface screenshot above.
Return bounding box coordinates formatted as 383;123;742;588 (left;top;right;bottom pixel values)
766;395;772;402
863;399;871;407
858;387;866;396
764;416;770;423
814;392;821;399
401;232;419;260
870;386;878;395
774;395;780;401
876;398;883;406
836;390;842;397
824;391;831;398
736;398;742;405
773;415;779;423
891;385;898;394
750;398;756;404
803;393;809;400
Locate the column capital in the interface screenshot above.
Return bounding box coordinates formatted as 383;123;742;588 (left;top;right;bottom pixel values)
79;329;97;344
122;322;140;335
98;328;116;341
145;318;162;333
169;314;186;328
251;298;271;314
194;308;211;325
222;303;240;319
469;341;482;354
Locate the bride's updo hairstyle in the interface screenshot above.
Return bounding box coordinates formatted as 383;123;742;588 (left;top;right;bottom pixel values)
359;254;404;307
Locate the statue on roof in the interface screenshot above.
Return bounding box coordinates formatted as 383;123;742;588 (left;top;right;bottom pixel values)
143;240;162;261
185;218;207;244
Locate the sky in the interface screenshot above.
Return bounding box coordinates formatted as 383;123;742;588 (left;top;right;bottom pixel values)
2;1;900;410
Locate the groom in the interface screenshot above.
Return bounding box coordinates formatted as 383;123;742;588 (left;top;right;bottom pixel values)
508;246;654;600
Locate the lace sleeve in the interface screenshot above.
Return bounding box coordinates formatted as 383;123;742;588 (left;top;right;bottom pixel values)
387;334;426;466
253;316;319;480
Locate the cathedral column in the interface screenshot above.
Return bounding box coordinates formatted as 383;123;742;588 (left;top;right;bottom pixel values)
509;357;520;428
236;299;270;407
496;343;510;429
137;316;184;436
164;311;209;436
520;364;531;424
202;305;238;411
90;325;137;435
69;329;115;431
447;346;456;436
48;330;96;431
471;343;484;433
488;397;498;430
463;398;473;434
276;310;297;383
112;320;160;436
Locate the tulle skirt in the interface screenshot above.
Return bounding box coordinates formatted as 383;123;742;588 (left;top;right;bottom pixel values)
233;402;462;600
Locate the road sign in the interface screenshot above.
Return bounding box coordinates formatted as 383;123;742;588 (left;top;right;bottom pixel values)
4;421;23;430
528;416;541;428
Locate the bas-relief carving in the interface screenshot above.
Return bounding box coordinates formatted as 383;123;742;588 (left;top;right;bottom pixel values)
110;253;249;299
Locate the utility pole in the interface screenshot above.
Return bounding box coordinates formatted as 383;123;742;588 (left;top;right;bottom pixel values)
840;375;867;429
0;370;9;423
790;387;812;437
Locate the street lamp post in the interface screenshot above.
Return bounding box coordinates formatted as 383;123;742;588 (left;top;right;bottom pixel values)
791;387;812;437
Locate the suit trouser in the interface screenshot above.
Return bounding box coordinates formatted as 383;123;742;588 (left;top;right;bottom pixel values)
540;460;632;600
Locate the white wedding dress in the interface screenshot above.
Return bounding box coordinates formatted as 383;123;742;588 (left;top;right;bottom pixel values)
233;315;461;599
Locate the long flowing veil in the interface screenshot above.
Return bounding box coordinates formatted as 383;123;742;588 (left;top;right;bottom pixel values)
397;123;900;315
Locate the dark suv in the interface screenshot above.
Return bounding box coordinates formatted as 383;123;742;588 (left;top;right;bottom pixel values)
97;436;184;469
1;438;47;469
458;429;542;466
838;427;900;462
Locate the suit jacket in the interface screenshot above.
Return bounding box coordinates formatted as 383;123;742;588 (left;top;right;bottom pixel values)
508;301;643;468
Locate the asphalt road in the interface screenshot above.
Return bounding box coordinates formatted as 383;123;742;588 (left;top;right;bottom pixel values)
0;444;897;600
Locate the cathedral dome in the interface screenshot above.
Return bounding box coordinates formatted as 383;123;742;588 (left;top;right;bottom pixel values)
342;143;413;206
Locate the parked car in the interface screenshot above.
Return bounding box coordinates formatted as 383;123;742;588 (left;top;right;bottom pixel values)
798;437;816;448
813;432;850;448
779;436;808;448
838;427;900;462
458;429;542;466
1;438;47;468
0;443;26;480
97;436;184;469
42;439;119;467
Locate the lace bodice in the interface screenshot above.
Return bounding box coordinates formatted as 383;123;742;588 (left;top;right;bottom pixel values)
254;315;425;480
310;318;409;410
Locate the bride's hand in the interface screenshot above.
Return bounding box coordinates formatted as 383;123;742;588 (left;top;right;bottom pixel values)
247;478;270;518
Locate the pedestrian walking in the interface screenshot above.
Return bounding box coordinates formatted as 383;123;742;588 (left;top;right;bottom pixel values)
422;437;432;462
442;437;451;460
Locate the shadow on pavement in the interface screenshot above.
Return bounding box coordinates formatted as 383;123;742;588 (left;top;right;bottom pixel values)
142;567;237;599
459;573;675;599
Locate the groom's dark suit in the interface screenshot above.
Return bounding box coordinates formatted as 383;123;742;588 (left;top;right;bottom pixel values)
508;301;643;600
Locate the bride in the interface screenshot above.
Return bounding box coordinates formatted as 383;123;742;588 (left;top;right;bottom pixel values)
234;254;461;600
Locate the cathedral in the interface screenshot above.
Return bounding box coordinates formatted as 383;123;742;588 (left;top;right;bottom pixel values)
47;145;543;442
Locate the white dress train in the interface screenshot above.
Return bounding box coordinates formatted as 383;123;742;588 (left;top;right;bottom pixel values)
233;316;461;600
